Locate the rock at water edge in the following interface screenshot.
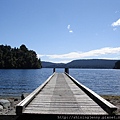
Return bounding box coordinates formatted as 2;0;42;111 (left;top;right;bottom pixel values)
0;105;3;110
0;99;10;109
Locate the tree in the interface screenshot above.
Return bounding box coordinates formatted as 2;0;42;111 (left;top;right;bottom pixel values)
20;44;28;52
0;44;42;69
114;61;120;69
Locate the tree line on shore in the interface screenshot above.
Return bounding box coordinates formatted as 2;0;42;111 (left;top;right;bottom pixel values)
1;44;120;69
0;44;42;69
114;61;120;69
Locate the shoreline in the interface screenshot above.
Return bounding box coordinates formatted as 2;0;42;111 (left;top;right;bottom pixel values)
0;96;21;115
0;94;119;115
101;95;120;115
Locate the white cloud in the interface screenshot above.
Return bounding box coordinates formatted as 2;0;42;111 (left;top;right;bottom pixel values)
46;52;80;59
37;54;45;58
69;30;73;33
42;47;120;59
67;25;70;29
112;19;120;27
38;47;120;63
49;60;72;63
67;24;73;33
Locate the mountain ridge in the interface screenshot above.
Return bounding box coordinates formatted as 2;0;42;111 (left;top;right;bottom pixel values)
41;59;118;69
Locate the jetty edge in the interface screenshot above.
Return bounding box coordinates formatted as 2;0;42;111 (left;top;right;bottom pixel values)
65;72;117;115
16;68;117;115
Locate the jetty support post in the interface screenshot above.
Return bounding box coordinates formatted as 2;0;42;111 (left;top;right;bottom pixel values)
53;68;55;73
65;68;69;74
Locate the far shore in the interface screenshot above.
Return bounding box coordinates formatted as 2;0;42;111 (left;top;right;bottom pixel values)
0;94;119;115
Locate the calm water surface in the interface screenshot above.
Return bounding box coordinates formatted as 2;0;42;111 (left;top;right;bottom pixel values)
0;68;119;97
70;69;120;96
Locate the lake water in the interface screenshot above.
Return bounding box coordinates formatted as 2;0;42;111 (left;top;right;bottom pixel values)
0;68;119;97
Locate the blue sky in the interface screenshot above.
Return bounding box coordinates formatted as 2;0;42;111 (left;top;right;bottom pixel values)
1;0;120;63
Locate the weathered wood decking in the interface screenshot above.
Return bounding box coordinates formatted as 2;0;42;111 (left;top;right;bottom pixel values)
16;72;117;115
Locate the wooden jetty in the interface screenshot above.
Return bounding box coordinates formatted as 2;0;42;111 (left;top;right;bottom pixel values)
16;68;117;115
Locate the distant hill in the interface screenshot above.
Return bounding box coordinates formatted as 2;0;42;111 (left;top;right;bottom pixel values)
66;59;118;68
41;61;55;68
41;61;65;68
42;59;118;69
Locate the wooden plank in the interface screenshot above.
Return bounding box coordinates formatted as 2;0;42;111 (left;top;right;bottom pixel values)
65;72;117;114
26;73;106;114
23;107;106;115
24;107;81;113
16;72;117;115
16;73;56;115
23;109;85;115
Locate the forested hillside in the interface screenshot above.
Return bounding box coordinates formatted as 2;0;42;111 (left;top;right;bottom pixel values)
42;59;118;69
0;44;42;69
114;60;120;69
66;59;117;68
